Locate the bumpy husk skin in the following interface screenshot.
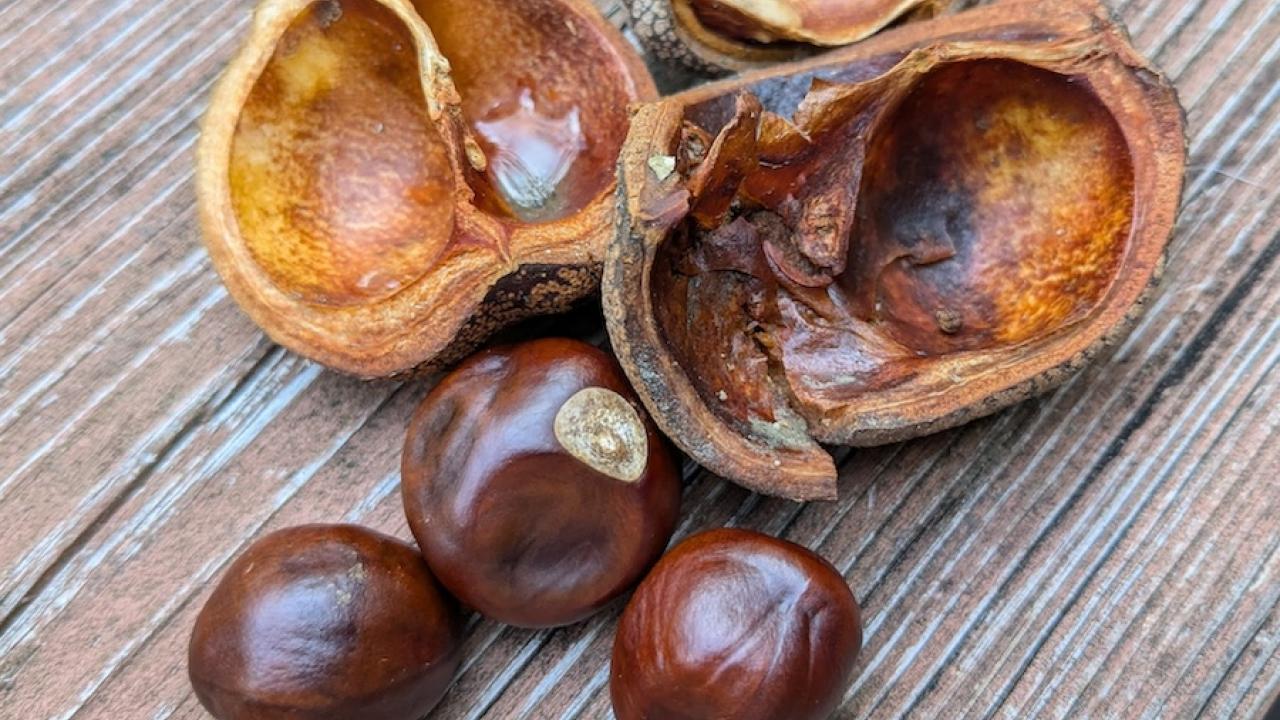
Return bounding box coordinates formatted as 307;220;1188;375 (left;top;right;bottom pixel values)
627;0;965;75
198;0;654;378
604;0;1187;500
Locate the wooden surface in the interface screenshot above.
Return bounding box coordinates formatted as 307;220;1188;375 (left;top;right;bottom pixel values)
1;0;1278;717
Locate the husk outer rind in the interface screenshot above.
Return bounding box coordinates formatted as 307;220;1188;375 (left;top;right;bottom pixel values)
407;263;604;379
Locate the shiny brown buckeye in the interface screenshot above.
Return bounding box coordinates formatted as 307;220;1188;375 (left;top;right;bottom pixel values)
611;528;863;720
402;337;682;628
188;524;463;720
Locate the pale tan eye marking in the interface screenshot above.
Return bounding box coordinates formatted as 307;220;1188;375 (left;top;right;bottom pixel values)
554;387;649;483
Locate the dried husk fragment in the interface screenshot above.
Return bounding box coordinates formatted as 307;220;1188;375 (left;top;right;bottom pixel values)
604;0;1187;500
198;0;654;378
627;0;968;74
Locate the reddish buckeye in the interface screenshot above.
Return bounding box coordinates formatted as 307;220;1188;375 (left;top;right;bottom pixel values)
188;524;463;720
402;338;681;628
612;528;863;720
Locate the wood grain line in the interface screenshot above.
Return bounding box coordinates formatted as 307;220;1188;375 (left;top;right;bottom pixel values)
1006;302;1280;718
0;0;123;86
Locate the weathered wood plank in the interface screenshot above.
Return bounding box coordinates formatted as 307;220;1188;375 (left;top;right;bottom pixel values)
1;0;1277;718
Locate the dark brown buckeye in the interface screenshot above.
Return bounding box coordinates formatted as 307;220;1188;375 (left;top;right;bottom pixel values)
611;528;863;720
402;338;681;628
188;524;463;720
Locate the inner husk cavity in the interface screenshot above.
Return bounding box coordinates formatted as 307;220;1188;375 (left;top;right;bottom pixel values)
229;0;640;305
652;59;1135;445
230;0;454;306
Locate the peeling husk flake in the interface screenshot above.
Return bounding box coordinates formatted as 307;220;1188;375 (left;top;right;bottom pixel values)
604;0;1187;501
198;0;654;378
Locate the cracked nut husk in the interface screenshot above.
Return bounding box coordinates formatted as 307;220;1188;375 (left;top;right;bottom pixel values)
198;0;654;378
604;0;1187;500
626;0;967;74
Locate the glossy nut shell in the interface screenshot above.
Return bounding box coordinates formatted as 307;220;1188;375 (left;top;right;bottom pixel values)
401;338;682;628
188;524;463;720
611;527;863;720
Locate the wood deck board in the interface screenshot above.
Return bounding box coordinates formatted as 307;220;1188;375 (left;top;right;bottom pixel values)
1;0;1278;717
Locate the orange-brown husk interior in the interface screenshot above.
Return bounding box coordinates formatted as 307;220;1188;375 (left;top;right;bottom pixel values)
606;0;1184;498
204;0;652;375
653;57;1136;445
411;0;641;223
231;0;456;307
231;0;644;304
